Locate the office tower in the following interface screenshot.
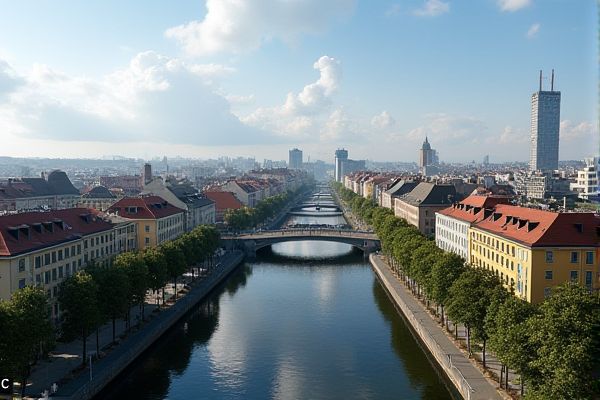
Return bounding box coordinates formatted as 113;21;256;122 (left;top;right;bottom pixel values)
530;70;561;171
289;148;303;169
335;149;348;182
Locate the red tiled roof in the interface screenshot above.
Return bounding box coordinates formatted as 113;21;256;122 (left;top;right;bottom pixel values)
107;196;184;220
0;208;114;257
459;194;511;209
204;191;243;212
473;205;600;247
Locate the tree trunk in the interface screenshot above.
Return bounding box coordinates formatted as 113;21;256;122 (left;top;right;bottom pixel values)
520;380;524;396
174;277;178;300
454;323;458;339
482;339;486;369
441;304;445;326
466;325;471;355
500;365;504;389
505;366;509;389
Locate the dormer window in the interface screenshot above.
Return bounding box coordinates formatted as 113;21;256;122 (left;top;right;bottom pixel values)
574;223;583;233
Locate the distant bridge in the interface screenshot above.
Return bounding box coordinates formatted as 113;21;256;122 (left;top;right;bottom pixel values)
291;203;342;212
223;229;380;255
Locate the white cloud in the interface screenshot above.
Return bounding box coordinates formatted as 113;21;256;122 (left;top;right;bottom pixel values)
497;0;531;12
526;23;540;39
371;111;396;129
496;126;528;144
413;0;450;17
0;60;23;98
0;52;272;146
320;107;361;142
242;55;342;139
225;94;255;105
165;0;355;56
404;113;486;143
560;120;598;141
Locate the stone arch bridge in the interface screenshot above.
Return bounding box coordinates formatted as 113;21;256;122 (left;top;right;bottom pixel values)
222;229;380;256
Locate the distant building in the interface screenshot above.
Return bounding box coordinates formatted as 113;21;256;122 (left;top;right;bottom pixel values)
335;149;348;182
483;155;489;165
381;180;419;210
530;70;561;172
419;137;438;176
289;148;303;169
78;186;118;211
100;175;143;196
0;170;80;212
571;157;599;201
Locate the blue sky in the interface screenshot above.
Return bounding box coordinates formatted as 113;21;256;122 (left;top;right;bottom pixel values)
0;0;596;163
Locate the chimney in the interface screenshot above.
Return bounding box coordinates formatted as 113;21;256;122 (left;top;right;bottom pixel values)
144;163;152;185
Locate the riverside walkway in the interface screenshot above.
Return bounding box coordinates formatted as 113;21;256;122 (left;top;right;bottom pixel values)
370;254;503;400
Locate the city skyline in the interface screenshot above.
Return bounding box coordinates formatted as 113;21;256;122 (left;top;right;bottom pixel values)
0;0;597;162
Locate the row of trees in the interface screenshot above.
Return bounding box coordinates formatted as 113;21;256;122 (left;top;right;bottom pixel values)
333;182;600;399
225;184;310;231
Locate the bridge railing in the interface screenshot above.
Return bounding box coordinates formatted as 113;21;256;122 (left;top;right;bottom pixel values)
226;228;377;238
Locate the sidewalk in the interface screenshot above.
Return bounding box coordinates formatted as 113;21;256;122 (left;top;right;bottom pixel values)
23;255;231;399
371;254;504;400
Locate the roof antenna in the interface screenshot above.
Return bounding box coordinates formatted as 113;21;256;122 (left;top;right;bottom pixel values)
539;70;542;91
551;69;554;91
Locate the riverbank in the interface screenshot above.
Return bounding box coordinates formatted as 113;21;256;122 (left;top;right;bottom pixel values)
30;251;244;400
370;253;503;400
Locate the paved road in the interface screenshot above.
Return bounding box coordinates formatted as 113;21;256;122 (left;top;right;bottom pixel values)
228;228;378;241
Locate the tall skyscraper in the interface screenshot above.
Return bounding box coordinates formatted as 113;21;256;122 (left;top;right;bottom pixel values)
288;148;303;169
530;70;561;172
334;149;348;182
418;137;438;176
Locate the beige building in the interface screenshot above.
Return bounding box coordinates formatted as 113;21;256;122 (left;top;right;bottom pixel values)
0;208;137;322
108;196;185;250
394;182;457;236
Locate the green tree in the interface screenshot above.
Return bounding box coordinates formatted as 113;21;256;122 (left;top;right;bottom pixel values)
525;283;600;399
144;247;169;305
430;252;466;327
59;271;101;364
115;252;149;324
160;241;187;300
92;266;130;343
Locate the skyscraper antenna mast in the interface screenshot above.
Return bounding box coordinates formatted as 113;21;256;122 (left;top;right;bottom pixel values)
551;69;554;91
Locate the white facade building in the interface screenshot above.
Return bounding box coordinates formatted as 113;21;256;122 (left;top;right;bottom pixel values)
435;212;470;260
571;157;599;201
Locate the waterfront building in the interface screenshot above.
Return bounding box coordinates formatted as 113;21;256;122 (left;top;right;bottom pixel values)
221;180;264;208
530;70;561;172
204;191;244;222
381;180;419;210
142;177;215;230
393;182;456;236
469;205;599;303
289;148;303;169
0;208;137;320
0;170;80;212
108;196;185;250
436;195;510;260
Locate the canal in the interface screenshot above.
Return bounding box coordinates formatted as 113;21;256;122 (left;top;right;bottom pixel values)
97;195;454;399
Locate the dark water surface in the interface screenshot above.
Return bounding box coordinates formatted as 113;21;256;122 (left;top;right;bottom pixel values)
97;241;454;400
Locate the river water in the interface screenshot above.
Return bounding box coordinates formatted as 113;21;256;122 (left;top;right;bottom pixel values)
97;201;454;399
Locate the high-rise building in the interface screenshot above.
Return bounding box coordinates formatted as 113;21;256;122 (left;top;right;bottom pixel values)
335;149;348;182
289;148;303;169
419;137;438;176
530;70;561;172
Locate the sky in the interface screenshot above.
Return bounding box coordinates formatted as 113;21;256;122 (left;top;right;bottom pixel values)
0;0;597;164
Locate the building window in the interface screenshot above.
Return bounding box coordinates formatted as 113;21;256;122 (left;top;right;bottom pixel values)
18;258;26;272
545;270;553;280
570;252;579;263
145;237;150;245
585;271;593;287
52;268;57;281
545;251;553;263
18;278;26;289
65;248;70;258
66;264;71;277
585;251;593;265
35;256;41;269
58;250;63;260
53;286;58;297
36;274;42;284
570;271;579;282
77;244;81;254
145;225;150;233
44;271;51;284
58;266;63;278
51;251;57;263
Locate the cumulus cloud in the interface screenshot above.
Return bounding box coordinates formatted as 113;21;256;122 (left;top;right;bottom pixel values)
526;23;540;39
320;107;362;142
497;0;531;12
165;0;355;56
371;111;396;129
0;52;272;146
496;126;528;144
0;60;24;98
560;120;598;141
242;55;342;139
413;0;450;17
404;113;486;143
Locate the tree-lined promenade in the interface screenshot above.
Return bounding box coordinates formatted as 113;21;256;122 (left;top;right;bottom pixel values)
333;182;600;400
0;224;220;397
